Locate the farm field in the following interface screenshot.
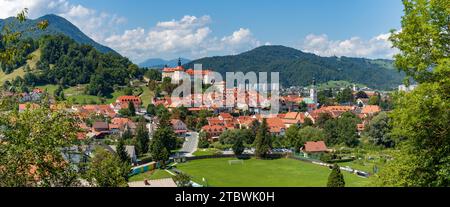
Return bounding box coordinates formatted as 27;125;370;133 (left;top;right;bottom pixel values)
176;158;374;187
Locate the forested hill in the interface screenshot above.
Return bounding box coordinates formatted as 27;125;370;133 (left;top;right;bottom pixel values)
2;35;143;97
0;14;116;54
186;46;404;90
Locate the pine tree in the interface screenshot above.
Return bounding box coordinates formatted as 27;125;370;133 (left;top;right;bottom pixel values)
121;129;133;140
150;137;169;165
116;138;130;164
135;120;149;156
232;137;245;156
327;164;345;187
128;101;136;116
254;118;271;159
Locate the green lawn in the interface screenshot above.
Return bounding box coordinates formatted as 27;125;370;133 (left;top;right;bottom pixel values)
128;169;173;182
37;83;153;106
193;148;222;156
140;86;154;107
176;158;374;187
0;49;41;83
36;84;126;104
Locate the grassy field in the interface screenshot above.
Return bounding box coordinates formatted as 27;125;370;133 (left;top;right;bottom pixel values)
193;148;222;156
140;86;154;107
128;169;173;182
0;50;41;83
37;84;127;104
37;83;154;105
176;158;374;187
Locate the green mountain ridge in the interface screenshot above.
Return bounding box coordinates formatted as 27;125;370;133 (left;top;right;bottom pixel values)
186;45;404;90
0;14;117;54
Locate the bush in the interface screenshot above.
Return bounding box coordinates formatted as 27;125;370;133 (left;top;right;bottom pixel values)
210;142;232;150
320;153;342;163
138;154;153;165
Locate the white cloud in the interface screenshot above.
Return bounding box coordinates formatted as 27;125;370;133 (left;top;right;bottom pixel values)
105;15;261;63
299;33;398;59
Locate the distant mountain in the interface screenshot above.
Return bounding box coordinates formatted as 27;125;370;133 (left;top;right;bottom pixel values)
139;58;191;68
0;14;116;54
186;45;404;90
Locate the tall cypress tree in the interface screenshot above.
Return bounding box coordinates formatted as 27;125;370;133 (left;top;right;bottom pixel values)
254;118;271;159
128;101;136;116
327;164;345;187
135;120;149;156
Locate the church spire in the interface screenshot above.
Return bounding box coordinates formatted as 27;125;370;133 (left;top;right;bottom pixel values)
178;58;182;67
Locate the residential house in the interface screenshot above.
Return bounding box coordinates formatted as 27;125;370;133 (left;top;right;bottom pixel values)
301;141;329;159
116;96;142;110
282;112;306;128
91;121;110;138
74;105;116;118
109;145;138;164
266;117;286;136
306;106;355;123
201;125;226;142
19;91;42;102
361;105;381;117
171;119;188;136
236;116;254;129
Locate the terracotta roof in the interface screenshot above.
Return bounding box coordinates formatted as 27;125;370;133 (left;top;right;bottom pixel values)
117;96;141;104
219;113;233;120
202;125;225;132
361;105;381;114
162;66;184;72
303;141;328;152
185;69;212;76
282;95;303;103
320;106;355;112
207;117;224;126
284;112;299;120
92;122;109;130
19;103;40;111
112;117;131;125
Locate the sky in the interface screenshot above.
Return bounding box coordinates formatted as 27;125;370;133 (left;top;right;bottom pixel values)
0;0;404;64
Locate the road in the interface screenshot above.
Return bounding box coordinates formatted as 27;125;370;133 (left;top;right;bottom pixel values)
179;132;198;157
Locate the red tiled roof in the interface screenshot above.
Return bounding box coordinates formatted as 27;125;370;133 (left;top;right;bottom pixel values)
207;117;224;126
202;125;225;132
185;69;212;76
361;105;381;115
284;112;299;120
304;141;328;152
117;96;141;104
19;103;40;111
219;113;233;119
162;66;184;72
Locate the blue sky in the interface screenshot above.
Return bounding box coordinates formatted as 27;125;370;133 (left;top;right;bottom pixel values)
0;0;404;63
71;0;403;42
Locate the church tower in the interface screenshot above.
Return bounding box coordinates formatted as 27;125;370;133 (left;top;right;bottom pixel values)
177;57;182;67
310;77;317;104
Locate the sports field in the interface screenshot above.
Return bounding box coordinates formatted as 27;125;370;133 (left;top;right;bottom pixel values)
176;158;374;187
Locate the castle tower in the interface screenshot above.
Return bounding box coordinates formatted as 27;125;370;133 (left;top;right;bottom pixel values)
310;78;317;104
